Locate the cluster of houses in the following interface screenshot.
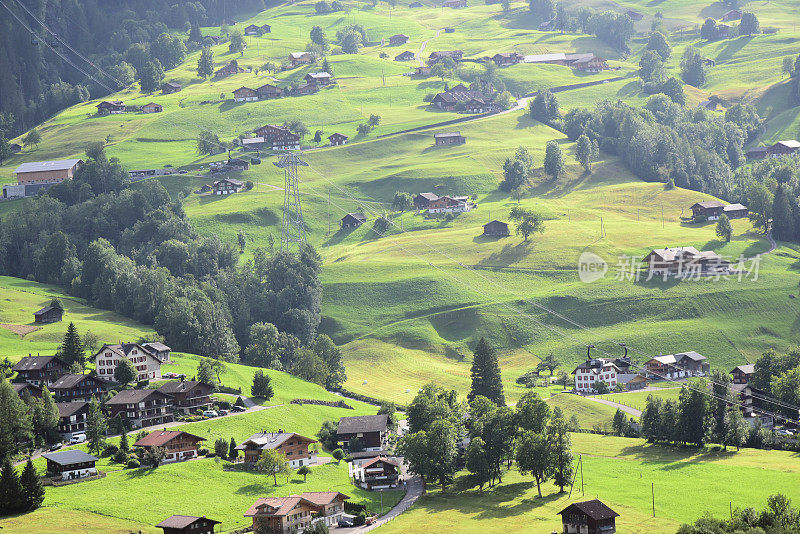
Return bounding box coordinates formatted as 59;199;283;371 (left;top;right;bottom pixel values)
431;83;496;114
244;23;272;36
572;351;709;393
690;200;748;221
413;191;474;214
96;100;164;115
231;71;333;103
238;124;348;152
746;139;800;160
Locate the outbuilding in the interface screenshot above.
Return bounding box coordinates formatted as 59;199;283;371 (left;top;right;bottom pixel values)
434;132;466;146
483;220;510;237
558;499;619;534
328;133;348;146
341;213;367;228
156;515;221;534
142;102;163;113
43;450;99;481
34;305;63;324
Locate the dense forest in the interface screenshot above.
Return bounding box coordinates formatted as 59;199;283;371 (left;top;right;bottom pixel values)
0;144;345;389
0;0;267;138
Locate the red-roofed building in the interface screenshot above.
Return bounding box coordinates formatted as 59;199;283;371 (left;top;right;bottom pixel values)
244;492;349;533
134;430;205;463
352;456;400;489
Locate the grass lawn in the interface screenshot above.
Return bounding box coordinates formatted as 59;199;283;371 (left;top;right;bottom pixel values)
378;433;800;534
591;387;684;413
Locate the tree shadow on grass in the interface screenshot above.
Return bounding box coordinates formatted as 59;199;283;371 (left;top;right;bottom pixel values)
616;442;739;467
476;241;532;268
234;482;272;495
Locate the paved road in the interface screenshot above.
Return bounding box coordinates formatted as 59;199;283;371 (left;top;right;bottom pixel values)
416;29;442;66
338;476;424;533
583;396;642;417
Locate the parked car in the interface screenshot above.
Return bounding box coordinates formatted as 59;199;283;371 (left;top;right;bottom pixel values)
218;409;229;416
70;433;87;444
203;410;218;418
338;519;353;528
163;372;177;379
232;405;246;412
49;442;63;451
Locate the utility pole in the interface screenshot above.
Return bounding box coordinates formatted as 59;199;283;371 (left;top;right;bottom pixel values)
652;482;655;517
580;455;584;495
273;152;309;253
327;188;331;236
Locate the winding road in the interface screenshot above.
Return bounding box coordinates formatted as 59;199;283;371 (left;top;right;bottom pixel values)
416;28;442;66
583;396;642;418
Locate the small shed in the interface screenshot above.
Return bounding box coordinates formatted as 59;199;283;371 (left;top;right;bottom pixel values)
244;24;260;35
43;450;99;481
142;102;163;113
723;203;748;219
34;305;62;324
558;499;619;534
305;72;333;86
483;220;509;237
156;515;221;534
341;213;367;228
328;133;348;146
389;34;410;46
395;50;416;61
434;132;466;146
162;82;182;94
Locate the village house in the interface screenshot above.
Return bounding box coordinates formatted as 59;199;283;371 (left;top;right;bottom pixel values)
261;24;272;33
347;450;393;466
746;146;768;159
717;23;733;38
414;65;432;76
141;102;163;113
429;50;463;64
492;52;524;66
242;137;266;150
289;51;314;67
134;430;206;463
618;373;649;391
93;342;163;382
731;364;755;384
413;192;439;210
721;9;743;21
432;89;491;113
483;220;510;237
389;34;410;46
573;359;619;393
642;246;730;277
337;414;389;451
245;24;260;35
14;159;82;186
305;72;333;86
351;456;400;490
156;515;221;534
644;352;710;380
244;492;349;533
212;178;244;195
292;82;319;96
56;401;89;440
233;86;259;102
723;203;748;219
571;55;609;72
227;157;250;171
50;373;105;402
157;380;214;414
162;81;181;94
142;342;172;363
395;50;416;61
96;100;126;114
434;132;466;146
43;450;99;481
34;305;63;323
691;200;725;220
328;133;348;146
257;83;283;99
559;499;619;534
767;140;800;158
443;0;467;7
215;60;243;77
236;431;318;468
13;382;42;398
12;355;69;386
105;389;174;428
428;195;473;214
254;124;301;150
341;213;367;228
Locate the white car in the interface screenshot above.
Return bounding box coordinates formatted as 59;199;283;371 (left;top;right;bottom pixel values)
70;433;87;444
203;410;218;418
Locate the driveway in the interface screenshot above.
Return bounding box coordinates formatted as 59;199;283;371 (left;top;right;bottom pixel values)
337;475;424;533
583;396;642;417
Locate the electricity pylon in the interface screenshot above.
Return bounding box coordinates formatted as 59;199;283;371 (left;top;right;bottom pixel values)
273;152;308;253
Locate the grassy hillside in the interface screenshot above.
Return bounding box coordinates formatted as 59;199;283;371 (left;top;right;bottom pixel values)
378;433;800;534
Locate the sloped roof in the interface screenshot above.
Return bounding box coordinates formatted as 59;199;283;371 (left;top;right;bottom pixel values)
675;351;706;362
34;305;60;316
157;380;211;395
134;430;204;447
235;432;315;451
56;401;89;417
43;449;98;465
362;456;398;468
12;355;65;371
15;159;82;174
143;342;170;352
559;499;619;520
434;131;463;138
306;72;332;79
106;389;168;405
50;373;102;390
724;203;748;211
775;140;800;149
416;192;439;201
337;414;388;435
13;382;42;395
343;212;367;223
732;364;755;375
692;200;725;209
156;515;221;529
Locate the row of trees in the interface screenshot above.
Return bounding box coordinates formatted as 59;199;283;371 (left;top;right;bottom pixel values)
528;1;635;52
0;458;45;515
747;348;800;418
736;152;800;243
678;494;800;534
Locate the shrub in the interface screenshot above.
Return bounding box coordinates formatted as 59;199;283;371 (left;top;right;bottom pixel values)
218;400;232;410
113;449;129;464
127;458;140;468
198;447;210;456
354;511;367;526
102;443;119;457
245;181;254;190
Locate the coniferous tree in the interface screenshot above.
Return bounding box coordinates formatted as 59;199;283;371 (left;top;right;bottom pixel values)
59;322;85;370
469;338;505;405
19;458;44;512
119;431;129;454
229;437;238;460
0;457;25;514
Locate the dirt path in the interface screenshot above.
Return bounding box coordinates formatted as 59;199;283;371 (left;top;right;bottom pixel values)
417;29;442;66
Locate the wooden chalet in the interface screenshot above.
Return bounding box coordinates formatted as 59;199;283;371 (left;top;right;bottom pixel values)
434;132;466;146
261;24;272;33
12;381;42;398
254;125;301;150
644;352;709;380
43;449;98;481
244;492;349;533
157;380;214;414
289;52;314;66
233;86;259;102
767;140;800;158
341;213;367;228
328;133;348;146
353;457;399;490
691;200;725;220
731;364;755;384
746;146;768;160
292;82;319;96
56;401;89;439
134;430;206;463
559;499;619;534
717;23;733;38
432;88;490;113
257;83;283;99
483;220;510;237
414;66;432;76
12;355;68;386
304;72;333;86
236;431;318;468
34;305;63;323
96;100;126;115
723;203;748;219
492;52;523;66
389;34;410;46
413;192;439;210
212;178;244;195
443;0;467;8
162;81;182;94
618;374;648;391
721;9;742;21
395;50;416;61
429;50;463;63
571;55;608;72
142;102;163;113
156;515;221;534
642;247;729;277
50;373;104;402
336;414;388;451
428;195;472;214
105;389;174;428
215;61;243;78
245;24;260;35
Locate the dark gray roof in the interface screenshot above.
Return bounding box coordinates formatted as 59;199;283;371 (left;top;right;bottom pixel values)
343;212;367;222
106;389;167;404
51;373;102;390
156;515;221;529
143;342;171;352
337;414;388;435
675;351;706;362
34;305;60;316
12;355;65;372
43;449;98;465
732;364;755;374
12;382;42;394
348;449;390;459
157;381;211;394
559;499;619;520
56;401;89;417
434;132;463;138
15;159;82;174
